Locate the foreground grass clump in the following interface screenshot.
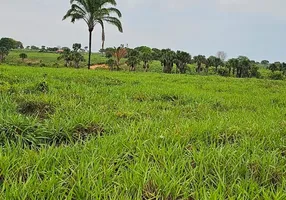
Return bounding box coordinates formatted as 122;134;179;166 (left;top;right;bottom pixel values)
0;65;285;199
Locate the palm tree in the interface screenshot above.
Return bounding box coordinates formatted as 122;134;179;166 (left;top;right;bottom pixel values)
63;0;123;69
174;51;191;74
160;49;176;73
237;56;251;78
135;46;153;72
126;49;140;71
108;45;127;70
227;58;239;76
193;55;206;73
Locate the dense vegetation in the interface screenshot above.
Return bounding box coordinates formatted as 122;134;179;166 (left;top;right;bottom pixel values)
0;65;285;199
1;36;285;80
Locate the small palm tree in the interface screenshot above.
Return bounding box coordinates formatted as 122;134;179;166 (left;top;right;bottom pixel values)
108;45;127;70
135;46;153;72
227;58;239;76
174;51;191;74
160;49;176;73
193;55;206;73
126;49;140;71
63;0;123;69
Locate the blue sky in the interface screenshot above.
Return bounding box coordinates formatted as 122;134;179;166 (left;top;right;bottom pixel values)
1;0;286;62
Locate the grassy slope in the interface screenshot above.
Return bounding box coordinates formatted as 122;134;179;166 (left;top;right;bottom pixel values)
6;50;107;67
0;65;286;199
5;50;175;73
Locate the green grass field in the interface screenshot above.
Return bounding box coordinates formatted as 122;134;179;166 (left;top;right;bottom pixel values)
5;50;108;67
0;65;285;199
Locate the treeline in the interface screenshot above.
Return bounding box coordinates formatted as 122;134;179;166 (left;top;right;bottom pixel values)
25;45;88;53
1;37;286;80
102;45;285;80
0;38;23;62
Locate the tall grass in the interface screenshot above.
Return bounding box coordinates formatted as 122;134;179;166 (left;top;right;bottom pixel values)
0;65;285;199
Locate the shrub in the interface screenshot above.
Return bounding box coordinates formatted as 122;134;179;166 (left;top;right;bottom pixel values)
269;71;284;80
250;65;261;78
19;53;28;61
217;67;230;77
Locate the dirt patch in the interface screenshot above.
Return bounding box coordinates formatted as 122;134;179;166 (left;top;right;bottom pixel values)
17;101;55;119
90;64;109;70
72;123;105;140
142;181;159;200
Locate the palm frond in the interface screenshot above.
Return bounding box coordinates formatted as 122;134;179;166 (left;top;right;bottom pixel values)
102;17;123;32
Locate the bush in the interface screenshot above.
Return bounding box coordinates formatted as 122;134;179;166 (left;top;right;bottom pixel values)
250;65;261;78
19;53;28;60
269;71;284;80
217;67;230;77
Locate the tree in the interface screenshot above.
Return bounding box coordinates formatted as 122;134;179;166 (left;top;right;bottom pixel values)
160;49;176;73
72;51;85;68
237;56;251;78
174;51;191;74
58;48;72;67
31;46;39;50
261;60;270;65
19;53;28;61
106;58;116;71
206;56;223;73
104;47;114;58
141;52;152;72
226;58;239;75
205;57;212;73
126;49;140;71
214;57;224;72
151;48;162;61
63;0;123;69
281;63;286;75
0;47;9;62
0;38;23;50
193;55;206;73
217;51;227;61
62;47;70;51
135;46;153;72
72;43;81;52
47;47;59;52
269;62;281;72
107;45;127;70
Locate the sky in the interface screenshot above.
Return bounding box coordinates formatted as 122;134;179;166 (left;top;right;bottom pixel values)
1;0;286;62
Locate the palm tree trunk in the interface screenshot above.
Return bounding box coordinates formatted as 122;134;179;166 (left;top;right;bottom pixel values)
88;30;92;69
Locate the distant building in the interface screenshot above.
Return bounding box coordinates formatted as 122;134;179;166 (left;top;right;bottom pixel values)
56;49;64;53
